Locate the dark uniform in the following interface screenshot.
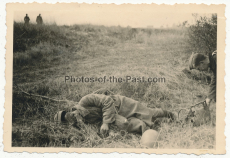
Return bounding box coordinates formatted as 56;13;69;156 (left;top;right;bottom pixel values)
36;14;43;25
208;51;217;101
24;14;30;26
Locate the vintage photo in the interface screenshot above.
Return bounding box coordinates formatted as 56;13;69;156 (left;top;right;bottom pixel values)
4;3;225;154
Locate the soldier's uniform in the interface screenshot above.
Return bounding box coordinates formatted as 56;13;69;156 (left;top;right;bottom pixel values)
36;15;43;25
24;15;30;26
208;51;217;101
188;51;217;102
66;92;175;134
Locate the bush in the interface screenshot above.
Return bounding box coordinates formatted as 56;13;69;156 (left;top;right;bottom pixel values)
188;14;217;54
13;43;65;68
13;22;67;52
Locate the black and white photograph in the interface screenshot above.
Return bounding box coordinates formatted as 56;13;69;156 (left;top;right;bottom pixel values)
4;3;226;154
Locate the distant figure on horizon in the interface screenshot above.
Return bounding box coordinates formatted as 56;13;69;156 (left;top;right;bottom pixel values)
24;14;30;26
36;14;43;25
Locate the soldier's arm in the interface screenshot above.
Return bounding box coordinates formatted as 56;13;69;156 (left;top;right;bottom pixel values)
101;96;116;124
78;94;116;124
79;94;116;135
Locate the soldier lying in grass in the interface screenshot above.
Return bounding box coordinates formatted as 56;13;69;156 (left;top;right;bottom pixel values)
54;89;177;135
188;50;217;106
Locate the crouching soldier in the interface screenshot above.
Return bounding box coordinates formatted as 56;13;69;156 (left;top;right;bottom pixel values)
54;89;177;135
188;50;217;106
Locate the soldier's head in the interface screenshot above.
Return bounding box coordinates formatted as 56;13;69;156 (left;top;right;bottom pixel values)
26;14;28;16
54;111;67;123
54;110;82;123
188;52;209;71
39;14;41;16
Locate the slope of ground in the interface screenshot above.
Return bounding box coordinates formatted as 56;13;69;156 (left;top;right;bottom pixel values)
12;23;216;148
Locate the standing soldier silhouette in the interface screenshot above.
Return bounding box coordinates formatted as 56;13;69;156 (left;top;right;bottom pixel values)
24;14;30;26
36;14;43;25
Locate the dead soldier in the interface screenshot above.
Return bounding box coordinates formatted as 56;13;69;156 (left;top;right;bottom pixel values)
54;89;177;135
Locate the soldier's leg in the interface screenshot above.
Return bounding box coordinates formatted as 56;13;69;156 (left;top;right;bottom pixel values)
151;108;177;121
126;117;150;135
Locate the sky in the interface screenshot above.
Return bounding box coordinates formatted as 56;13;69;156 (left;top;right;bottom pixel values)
14;9;203;28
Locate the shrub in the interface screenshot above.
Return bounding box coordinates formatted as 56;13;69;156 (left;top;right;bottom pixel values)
188;14;217;54
13;43;65;68
13;22;67;52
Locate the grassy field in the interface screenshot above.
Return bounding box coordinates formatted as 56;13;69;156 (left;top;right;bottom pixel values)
12;22;216;148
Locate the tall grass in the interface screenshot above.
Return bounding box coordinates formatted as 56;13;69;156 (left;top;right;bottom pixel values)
13;22;68;52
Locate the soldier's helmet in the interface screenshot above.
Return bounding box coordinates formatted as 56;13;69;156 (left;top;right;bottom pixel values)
140;129;159;148
54;111;67;123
